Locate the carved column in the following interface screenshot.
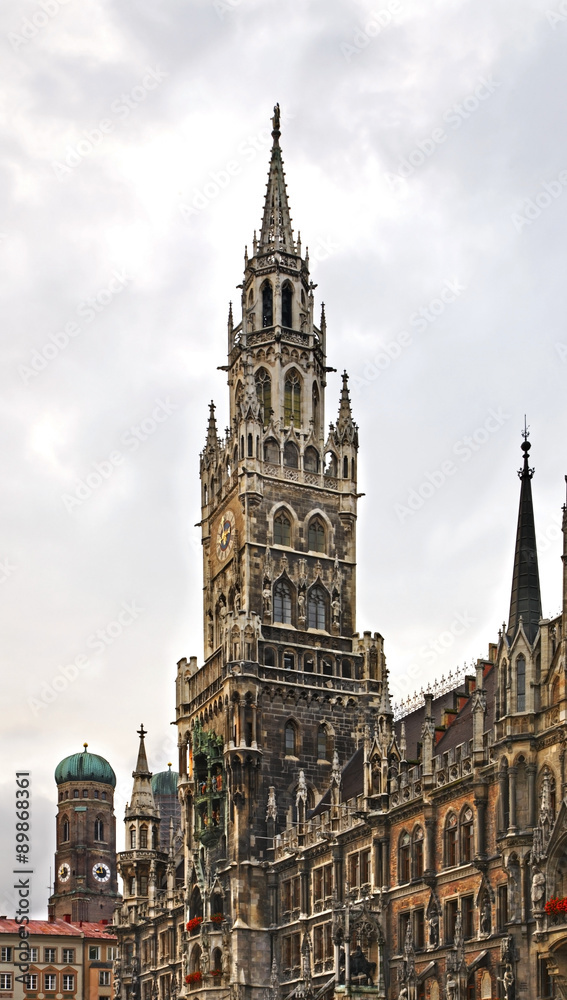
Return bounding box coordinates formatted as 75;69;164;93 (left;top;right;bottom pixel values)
424;812;435;875
474;785;487;858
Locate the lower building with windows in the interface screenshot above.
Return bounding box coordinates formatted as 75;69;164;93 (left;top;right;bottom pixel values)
0;918;117;1000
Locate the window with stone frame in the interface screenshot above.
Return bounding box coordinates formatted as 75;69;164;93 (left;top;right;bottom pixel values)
274;510;291;546
444;813;458;867
461;807;474;863
398;912;410;953
307;585;327;630
274;579;293;624
282;934;301;973
413;908;425;950
462;894;474;938
398;832;411;884
255;368;271;426
307;518;325;553
284;371;301;426
516;654;526;712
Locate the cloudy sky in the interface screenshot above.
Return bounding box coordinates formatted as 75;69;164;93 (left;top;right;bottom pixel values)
1;0;566;916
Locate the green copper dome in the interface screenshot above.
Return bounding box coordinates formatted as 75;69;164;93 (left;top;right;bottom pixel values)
151;767;179;796
55;746;116;787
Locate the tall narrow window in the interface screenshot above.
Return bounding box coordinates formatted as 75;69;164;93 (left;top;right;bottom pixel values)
139;825;148;849
62;818;69;841
274;511;291;545
274;580;292;624
312;383;319;428
130;826;136;850
285;722;297;755
284;372;301;426
264;438;280;464
399;833;410;884
283;441;299;468
317;726;329;760
413;827;424;878
445;813;458;867
308;518;325;552
308;586;327;630
516;655;526;712
304;446;319;472
461;808;474;863
94;819;103;841
255;369;272;426
262;282;273;327
282;282;293;327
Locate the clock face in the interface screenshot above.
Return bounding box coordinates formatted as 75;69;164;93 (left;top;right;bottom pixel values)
92;863;111;883
58;864;70;883
216;509;235;562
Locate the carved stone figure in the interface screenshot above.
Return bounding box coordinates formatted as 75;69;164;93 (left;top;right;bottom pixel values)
262;585;272;615
428;910;439;947
480;897;492;935
497;965;515;1000
445;972;457;1000
532;869;545;907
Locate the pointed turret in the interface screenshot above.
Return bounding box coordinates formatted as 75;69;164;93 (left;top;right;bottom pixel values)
258;104;295;253
205;401;219;452
336;371;353;434
125;725;159;821
507;423;542;645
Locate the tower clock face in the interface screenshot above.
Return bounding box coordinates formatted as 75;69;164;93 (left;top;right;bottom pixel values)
92;863;111;883
216;509;235;562
58;864;71;883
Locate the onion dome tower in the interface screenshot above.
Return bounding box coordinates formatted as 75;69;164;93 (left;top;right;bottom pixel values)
50;743;119;923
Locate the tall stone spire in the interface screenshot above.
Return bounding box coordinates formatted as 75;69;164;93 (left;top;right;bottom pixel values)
336;370;356;440
507;422;542;645
258;103;295;253
126;724;159;820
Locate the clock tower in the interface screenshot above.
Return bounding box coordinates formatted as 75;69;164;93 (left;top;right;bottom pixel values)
175;107;390;992
51;744;119;923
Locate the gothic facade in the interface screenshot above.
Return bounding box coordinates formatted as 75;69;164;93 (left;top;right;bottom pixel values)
110;109;567;1000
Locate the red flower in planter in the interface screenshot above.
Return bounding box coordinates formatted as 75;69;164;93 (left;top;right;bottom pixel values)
185;971;202;985
186;917;203;933
545;897;567;916
211;913;224;924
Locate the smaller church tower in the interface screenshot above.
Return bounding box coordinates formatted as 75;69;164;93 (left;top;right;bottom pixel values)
50;743;119;922
117;726;168;918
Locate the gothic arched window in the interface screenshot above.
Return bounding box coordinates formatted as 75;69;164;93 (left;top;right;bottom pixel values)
264;438;280;464
308;518;325;553
304;446;319;473
274;510;291;546
139;825;148;849
399;832;410;884
308;585;327;630
461;807;474;863
255;368;271;426
262;282;273;327
284;441;299;468
516;655;526;712
282;282;293;327
94;819;103;841
285;721;298;755
130;826;136;850
325;452;338;477
284;371;301;426
274;579;292;624
413;827;424;878
444;813;458;867
317;725;330;760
